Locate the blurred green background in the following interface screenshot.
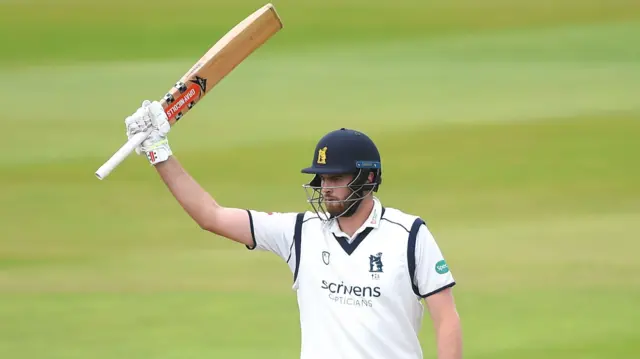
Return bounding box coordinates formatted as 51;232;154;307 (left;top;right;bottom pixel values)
1;0;639;358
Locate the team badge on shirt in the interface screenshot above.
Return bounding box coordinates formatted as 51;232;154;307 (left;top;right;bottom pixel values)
369;252;383;280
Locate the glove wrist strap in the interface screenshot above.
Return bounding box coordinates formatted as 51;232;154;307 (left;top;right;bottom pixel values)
143;139;172;165
146;147;172;165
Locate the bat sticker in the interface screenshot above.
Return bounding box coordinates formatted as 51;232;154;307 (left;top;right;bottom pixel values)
175;82;188;93
163;93;175;104
164;83;201;121
190;75;207;94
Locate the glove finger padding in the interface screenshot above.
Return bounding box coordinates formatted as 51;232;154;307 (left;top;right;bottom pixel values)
125;106;152;156
123;100;172;164
147;101;170;136
125;109;150;133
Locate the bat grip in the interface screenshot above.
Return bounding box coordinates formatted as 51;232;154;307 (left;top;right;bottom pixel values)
94;130;151;180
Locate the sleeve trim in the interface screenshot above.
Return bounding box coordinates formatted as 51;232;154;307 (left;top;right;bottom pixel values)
285;239;295;263
245;210;257;250
420;282;456;298
292;212;305;283
407;217;426;297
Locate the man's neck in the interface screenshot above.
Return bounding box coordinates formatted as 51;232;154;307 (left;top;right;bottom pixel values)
337;197;374;237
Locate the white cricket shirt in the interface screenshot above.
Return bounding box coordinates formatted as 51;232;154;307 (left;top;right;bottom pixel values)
246;197;456;359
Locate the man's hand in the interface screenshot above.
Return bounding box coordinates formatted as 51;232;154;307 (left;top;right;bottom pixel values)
125;100;172;165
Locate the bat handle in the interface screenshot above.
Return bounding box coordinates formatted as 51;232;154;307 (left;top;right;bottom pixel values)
94;130;151;180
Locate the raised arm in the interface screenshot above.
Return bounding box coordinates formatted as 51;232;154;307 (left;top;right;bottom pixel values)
123;100;297;257
154;156;253;246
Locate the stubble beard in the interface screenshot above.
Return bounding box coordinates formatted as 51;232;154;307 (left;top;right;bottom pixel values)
323;196;347;217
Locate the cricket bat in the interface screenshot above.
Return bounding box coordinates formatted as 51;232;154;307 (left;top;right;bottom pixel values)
94;3;283;180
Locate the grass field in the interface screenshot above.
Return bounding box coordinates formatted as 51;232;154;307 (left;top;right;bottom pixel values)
1;1;639;358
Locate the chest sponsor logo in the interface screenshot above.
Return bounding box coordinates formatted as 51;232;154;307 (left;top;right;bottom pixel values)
321;280;381;308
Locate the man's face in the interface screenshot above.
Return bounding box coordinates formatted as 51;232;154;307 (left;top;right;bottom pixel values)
320;174;354;216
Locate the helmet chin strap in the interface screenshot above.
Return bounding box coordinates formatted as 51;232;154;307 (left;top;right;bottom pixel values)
332;194;363;218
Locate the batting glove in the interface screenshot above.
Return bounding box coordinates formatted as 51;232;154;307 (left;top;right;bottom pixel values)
125;100;173;165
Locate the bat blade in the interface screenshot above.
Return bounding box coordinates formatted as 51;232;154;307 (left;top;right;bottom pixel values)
161;3;283;125
94;3;283;180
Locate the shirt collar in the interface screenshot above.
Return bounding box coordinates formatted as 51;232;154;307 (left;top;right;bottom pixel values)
328;196;384;237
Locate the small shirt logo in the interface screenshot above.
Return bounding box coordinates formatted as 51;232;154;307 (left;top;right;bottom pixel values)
369;252;383;280
369;251;383;271
435;259;449;274
317;146;327;164
322;251;330;265
370;209;378;225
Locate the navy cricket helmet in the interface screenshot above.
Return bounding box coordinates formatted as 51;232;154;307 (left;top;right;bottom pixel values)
301;128;382;220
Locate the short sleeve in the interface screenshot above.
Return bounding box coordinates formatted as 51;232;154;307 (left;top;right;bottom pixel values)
413;224;456;298
246;210;298;262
